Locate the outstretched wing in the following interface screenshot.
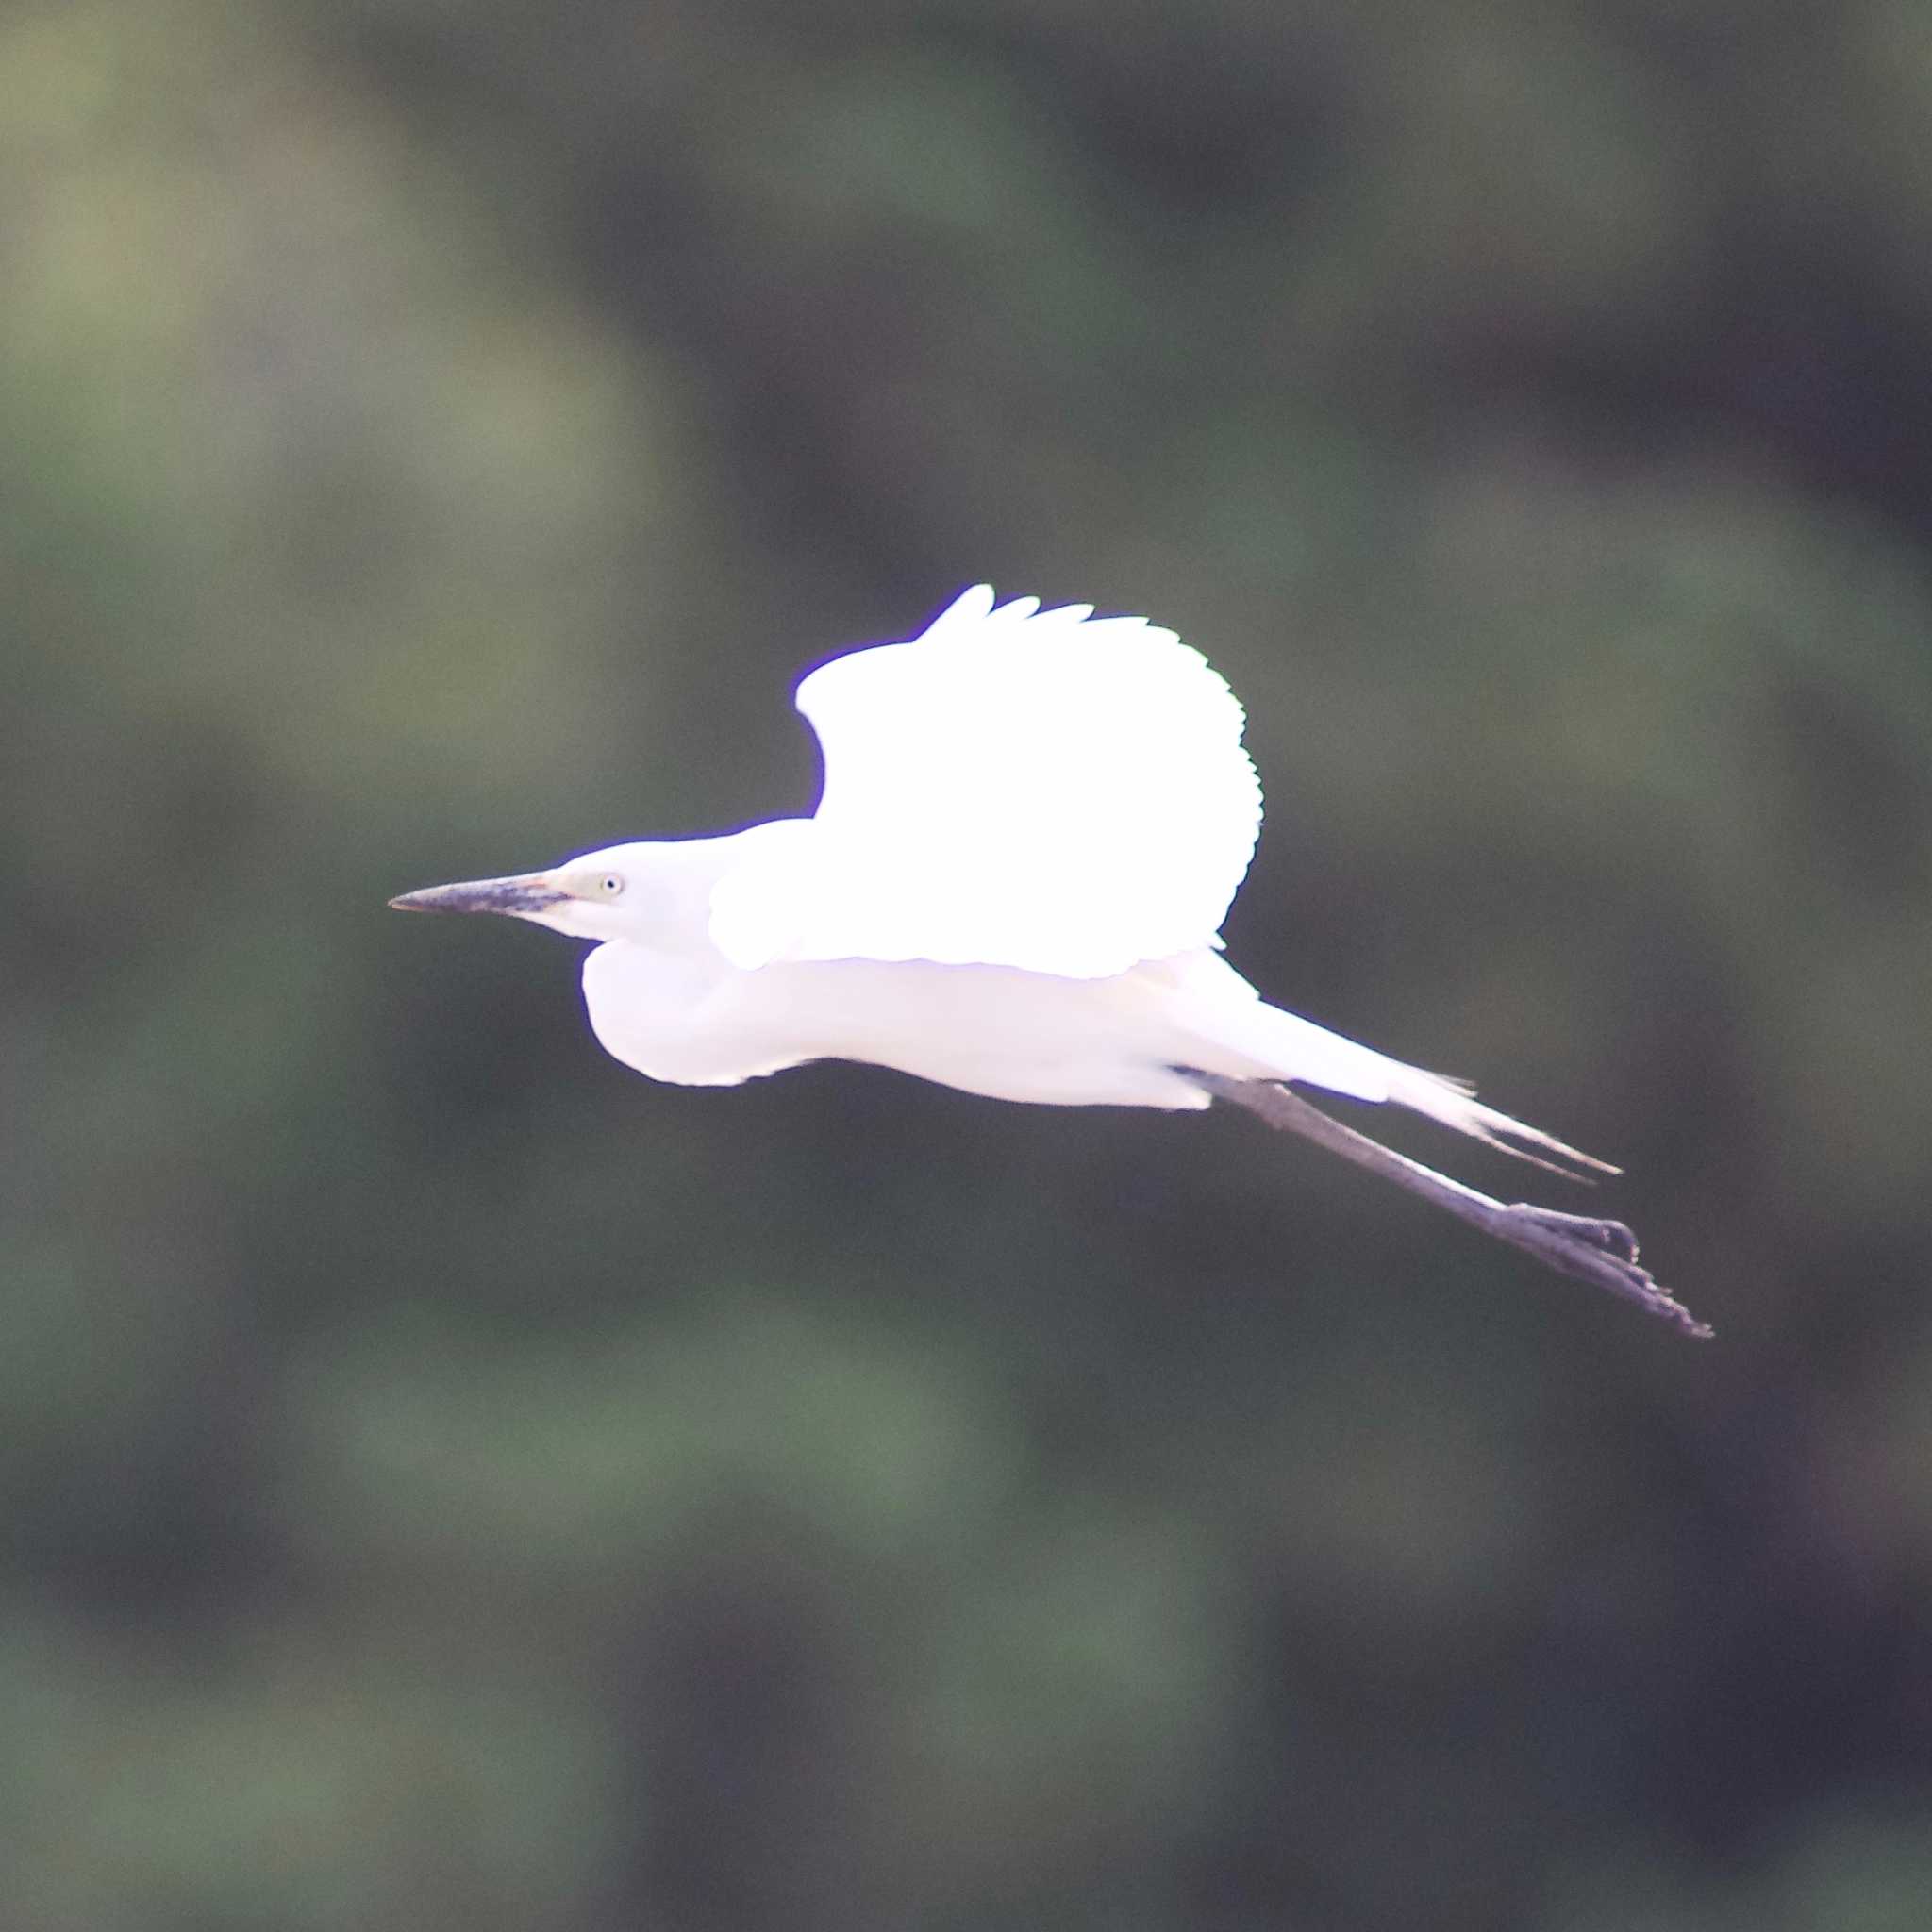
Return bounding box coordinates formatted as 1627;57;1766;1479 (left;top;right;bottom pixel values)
708;585;1264;978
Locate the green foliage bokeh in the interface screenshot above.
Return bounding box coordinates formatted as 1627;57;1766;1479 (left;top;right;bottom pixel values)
5;3;1932;1927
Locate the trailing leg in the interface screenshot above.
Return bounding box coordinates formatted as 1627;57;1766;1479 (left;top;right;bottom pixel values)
1187;1073;1710;1338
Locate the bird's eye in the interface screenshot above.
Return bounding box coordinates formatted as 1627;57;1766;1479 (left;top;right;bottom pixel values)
599;874;625;898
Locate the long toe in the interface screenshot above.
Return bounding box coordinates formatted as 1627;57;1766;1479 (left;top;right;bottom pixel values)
1499;1204;1709;1338
1506;1207;1641;1265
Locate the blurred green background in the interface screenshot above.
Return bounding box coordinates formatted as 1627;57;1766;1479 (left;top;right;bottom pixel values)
6;2;1932;1926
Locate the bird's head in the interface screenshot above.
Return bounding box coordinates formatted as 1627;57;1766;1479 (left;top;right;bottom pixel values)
389;842;660;942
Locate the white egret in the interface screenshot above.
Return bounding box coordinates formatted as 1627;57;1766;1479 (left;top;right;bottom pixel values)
393;585;1707;1336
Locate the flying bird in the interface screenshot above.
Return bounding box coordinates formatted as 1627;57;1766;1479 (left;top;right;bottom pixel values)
392;585;1707;1337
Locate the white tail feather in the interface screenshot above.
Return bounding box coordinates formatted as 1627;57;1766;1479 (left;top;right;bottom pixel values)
1382;1066;1619;1181
1169;961;1619;1178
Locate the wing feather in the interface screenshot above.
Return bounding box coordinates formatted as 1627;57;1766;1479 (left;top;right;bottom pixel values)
708;586;1264;977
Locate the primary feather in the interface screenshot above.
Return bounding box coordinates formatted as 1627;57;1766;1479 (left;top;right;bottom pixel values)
707;585;1263;977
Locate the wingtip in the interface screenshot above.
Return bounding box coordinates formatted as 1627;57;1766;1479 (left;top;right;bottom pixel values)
953;582;999;619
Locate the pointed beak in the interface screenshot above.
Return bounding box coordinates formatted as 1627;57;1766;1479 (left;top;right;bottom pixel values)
388;872;567;917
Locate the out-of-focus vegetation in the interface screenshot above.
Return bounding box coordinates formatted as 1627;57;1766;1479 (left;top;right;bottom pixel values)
5;2;1932;1926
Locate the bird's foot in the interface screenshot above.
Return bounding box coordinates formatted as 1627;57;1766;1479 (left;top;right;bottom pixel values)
1505;1206;1641;1264
1499;1203;1711;1339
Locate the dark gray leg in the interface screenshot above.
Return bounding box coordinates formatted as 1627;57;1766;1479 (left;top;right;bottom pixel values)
1186;1074;1710;1339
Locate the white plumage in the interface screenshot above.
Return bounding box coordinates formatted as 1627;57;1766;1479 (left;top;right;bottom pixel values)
391;585;1707;1336
709;584;1262;978
393;582;1555;1117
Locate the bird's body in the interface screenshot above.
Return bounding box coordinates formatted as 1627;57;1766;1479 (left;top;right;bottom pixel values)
393;586;1708;1335
582;869;1391;1110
